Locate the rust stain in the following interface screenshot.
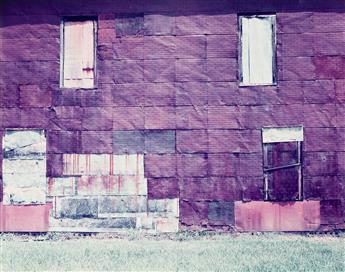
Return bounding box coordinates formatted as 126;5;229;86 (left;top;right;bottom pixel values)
47;177;53;195
109;155;114;175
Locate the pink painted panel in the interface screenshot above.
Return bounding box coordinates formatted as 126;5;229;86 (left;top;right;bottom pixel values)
235;201;320;231
0;203;52;232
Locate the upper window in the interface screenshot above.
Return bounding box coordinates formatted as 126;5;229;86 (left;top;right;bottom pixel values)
239;15;276;86
262;127;303;201
61;18;96;89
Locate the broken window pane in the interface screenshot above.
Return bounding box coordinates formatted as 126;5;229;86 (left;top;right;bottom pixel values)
62;19;96;88
240;15;276;85
266;168;300;201
265;142;299;169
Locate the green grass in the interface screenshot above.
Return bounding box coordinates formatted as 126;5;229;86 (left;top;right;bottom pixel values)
1;232;344;271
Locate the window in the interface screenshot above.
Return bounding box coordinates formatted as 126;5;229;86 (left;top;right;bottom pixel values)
262;127;303;201
61;18;96;88
239;15;276;86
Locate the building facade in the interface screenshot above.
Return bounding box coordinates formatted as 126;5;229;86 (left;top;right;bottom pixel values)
0;0;344;232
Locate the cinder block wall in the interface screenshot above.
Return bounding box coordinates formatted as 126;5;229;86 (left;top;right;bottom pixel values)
0;0;344;231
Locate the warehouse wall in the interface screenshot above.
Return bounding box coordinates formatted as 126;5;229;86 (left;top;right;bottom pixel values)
0;0;344;232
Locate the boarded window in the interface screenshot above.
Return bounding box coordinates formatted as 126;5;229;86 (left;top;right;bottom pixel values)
3;129;46;205
262;127;303;201
61;19;96;88
240;15;276;86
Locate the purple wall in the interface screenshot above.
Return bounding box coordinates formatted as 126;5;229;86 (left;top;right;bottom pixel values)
0;0;344;231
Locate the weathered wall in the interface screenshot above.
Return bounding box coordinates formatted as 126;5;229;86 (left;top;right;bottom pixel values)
0;0;344;232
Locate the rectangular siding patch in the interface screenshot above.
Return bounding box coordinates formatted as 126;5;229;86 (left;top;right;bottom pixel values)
3;129;46;205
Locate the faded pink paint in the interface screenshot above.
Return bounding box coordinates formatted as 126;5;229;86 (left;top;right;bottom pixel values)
0;203;52;232
235;201;320;231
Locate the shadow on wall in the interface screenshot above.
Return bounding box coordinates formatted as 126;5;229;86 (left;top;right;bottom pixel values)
1;0;345;26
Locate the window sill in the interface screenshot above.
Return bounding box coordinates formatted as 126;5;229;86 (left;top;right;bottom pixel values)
239;82;277;87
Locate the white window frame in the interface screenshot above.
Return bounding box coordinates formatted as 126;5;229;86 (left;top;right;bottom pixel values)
239;14;277;86
60;17;97;89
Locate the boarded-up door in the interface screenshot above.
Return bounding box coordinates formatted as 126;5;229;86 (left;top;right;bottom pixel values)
3;129;46;205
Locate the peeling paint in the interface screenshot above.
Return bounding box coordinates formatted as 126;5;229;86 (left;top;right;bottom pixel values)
3;129;46;205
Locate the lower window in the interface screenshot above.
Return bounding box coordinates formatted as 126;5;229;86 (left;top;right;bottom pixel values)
262;127;303;201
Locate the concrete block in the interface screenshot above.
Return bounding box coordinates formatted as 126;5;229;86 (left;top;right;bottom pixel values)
208;129;262;153
144;106;176;129
148;198;179;217
207;35;237;58
176;106;207;129
148;178;179;199
208;82;238;106
145;130;175;154
176;82;208;106
175;35;206;59
144;83;176;106
49;217;136;230
175;14;236;35
179;200;208;226
55;197;98;219
304;176;342;200
320;199;344;224
279;33;314;57
175;59;208;82
208;153;237;177
143;59;175;83
208;106;241;129
113;37;144;60
112;107;145;130
19;84;52;107
112;60;144;84
48;131;81;154
113;130;145;154
314;56;345;79
176;130;208;153
154;217;179;233
77;175;147;196
82;107;113;131
304;128;338;152
110;83;145;107
81;131;112;154
144;154;176;178
116;13;145;37
3;187;46;205
143;36;175;59
277;12;313;34
47;177;76;196
207;58;237;82
177;154;208;177
98;196;147;215
144;14;175;36
303;80;335;104
208;201;234;225
335;80;345;103
63;153;144;176
282;57;315;80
